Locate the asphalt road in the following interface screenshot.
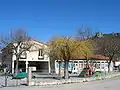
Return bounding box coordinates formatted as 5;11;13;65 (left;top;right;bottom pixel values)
1;77;120;90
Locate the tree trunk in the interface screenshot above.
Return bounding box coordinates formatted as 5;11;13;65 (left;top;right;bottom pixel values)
112;61;115;71
58;61;61;76
86;60;89;68
64;60;69;79
108;54;114;73
108;60;111;73
15;58;19;75
85;54;89;68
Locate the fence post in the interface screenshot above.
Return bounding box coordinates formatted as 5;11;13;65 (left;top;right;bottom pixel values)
5;72;7;87
27;67;32;86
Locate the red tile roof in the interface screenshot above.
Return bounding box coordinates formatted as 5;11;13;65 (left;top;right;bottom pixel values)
90;55;109;60
72;55;109;60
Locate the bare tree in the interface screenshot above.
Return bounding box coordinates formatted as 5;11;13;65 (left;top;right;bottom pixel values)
94;34;120;72
1;29;33;74
76;27;93;40
76;27;94;68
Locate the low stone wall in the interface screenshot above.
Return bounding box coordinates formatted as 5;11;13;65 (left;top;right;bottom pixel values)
92;72;120;80
29;72;120;86
29;78;84;86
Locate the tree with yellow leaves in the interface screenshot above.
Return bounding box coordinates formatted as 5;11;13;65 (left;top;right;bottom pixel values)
48;36;93;79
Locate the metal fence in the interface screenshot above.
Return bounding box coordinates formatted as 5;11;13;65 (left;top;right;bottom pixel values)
0;73;27;88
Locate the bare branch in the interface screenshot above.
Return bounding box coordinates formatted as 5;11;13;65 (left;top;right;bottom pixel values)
1;29;33;74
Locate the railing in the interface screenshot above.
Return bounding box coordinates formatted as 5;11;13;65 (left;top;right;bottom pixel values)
0;72;27;87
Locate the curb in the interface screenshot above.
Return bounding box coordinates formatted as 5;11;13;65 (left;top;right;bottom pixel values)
29;73;120;86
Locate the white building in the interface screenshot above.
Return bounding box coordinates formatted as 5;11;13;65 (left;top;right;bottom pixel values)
55;55;114;75
2;40;51;74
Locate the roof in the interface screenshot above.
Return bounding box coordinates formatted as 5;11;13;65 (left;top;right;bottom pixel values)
1;39;48;52
72;55;109;60
31;39;48;46
90;55;109;60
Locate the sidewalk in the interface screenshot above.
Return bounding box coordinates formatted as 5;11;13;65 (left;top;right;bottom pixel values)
29;72;120;86
1;72;120;87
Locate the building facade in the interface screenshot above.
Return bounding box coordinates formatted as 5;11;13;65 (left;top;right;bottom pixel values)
55;56;114;75
2;40;51;74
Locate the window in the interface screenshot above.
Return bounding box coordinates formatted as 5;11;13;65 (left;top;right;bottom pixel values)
74;61;78;63
74;68;75;70
101;64;105;69
79;61;83;63
81;63;83;68
96;64;100;69
38;49;43;56
79;64;81;68
38;49;44;59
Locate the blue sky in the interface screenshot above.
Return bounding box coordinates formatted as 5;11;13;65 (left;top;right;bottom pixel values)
0;0;120;42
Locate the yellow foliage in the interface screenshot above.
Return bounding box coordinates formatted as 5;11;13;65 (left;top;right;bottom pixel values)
48;37;93;61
